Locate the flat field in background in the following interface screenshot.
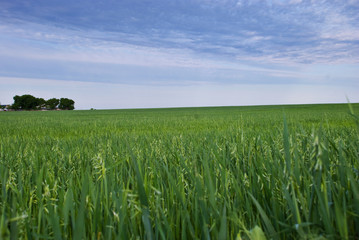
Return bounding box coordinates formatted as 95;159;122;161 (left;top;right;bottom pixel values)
1;103;358;239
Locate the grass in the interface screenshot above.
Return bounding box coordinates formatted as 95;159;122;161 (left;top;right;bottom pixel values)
0;103;358;239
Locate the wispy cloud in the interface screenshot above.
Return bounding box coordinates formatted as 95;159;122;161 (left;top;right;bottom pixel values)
1;0;358;64
1;20;316;84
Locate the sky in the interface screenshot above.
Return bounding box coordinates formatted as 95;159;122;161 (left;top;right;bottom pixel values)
0;0;358;109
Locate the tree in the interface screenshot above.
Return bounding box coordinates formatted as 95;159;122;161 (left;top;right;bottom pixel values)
59;98;75;110
12;94;39;110
36;98;46;109
11;95;21;110
10;95;75;111
46;98;60;110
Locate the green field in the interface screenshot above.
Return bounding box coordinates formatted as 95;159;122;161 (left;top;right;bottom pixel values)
0;103;358;239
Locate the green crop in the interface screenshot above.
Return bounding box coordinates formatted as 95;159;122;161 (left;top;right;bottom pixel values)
0;103;358;239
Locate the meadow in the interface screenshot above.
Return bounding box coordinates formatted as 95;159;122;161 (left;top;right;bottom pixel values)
0;103;358;239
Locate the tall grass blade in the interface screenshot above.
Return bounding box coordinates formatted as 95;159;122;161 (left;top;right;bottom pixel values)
130;153;153;240
218;205;227;240
248;193;277;239
283;115;291;175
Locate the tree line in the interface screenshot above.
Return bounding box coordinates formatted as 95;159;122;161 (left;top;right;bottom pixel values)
10;94;75;110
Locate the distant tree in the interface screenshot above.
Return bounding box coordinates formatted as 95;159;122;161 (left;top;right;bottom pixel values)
12;94;39;110
59;98;75;110
12;95;21;110
47;98;60;110
36;98;46;109
10;95;75;111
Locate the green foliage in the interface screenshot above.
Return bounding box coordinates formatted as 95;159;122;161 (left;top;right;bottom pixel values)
46;98;60;110
12;94;40;110
59;98;75;110
10;95;74;110
0;103;358;239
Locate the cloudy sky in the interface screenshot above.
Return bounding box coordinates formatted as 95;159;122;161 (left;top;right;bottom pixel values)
0;0;358;109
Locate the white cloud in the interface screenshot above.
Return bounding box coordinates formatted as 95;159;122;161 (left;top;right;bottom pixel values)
1;21;313;81
2;1;359;66
271;0;302;5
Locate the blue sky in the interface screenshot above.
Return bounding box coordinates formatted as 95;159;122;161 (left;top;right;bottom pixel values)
0;0;358;109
